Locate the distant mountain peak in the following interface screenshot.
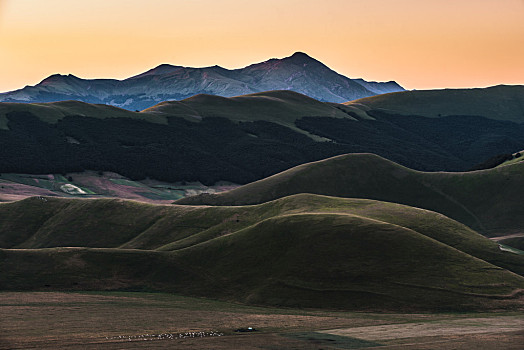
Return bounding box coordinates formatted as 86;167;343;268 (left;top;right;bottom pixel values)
290;51;311;58
154;63;178;70
40;73;80;84
1;53;405;109
41;73;65;80
284;51;319;64
131;63;180;79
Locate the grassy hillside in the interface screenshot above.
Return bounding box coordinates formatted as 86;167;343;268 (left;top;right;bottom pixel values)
0;90;350;132
144;90;352;127
143;90;356;140
347;85;524;123
173;213;524;310
0;100;168;130
177;154;524;236
1;194;523;277
1;196;524;311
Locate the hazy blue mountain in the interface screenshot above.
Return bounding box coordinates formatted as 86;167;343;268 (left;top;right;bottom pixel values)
0;52;404;110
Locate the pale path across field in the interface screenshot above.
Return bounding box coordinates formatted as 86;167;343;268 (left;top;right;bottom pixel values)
490;233;524;241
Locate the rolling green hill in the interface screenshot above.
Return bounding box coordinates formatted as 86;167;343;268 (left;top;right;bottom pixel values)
143;90;355;140
347;85;524;123
1;194;523;311
1;90;347;131
0;100;168;130
145;90;352;126
0;194;523;276
176;153;524;236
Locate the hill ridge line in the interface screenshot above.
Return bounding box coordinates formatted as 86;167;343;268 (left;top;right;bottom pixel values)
169;211;503;274
177;153;524;235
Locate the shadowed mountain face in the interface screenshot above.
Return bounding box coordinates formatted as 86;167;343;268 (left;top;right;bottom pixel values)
0;52;403;110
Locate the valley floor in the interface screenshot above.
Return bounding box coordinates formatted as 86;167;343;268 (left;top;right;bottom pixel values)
1;292;522;349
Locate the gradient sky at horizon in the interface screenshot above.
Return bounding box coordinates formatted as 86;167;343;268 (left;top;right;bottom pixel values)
0;0;523;92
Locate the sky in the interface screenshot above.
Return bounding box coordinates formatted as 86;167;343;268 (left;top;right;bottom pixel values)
0;0;523;92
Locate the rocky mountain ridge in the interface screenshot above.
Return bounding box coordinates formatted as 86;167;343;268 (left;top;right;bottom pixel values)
0;52;404;110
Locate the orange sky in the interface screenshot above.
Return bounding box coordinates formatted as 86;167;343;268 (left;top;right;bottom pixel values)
0;0;523;92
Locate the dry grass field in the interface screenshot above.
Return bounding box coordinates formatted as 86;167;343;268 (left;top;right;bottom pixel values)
1;292;522;349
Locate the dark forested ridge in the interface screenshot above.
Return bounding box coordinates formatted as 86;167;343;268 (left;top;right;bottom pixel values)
0;111;337;184
297;110;524;172
1;107;523;184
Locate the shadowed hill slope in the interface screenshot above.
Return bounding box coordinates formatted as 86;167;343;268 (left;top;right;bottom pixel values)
176;154;524;236
1;195;523;311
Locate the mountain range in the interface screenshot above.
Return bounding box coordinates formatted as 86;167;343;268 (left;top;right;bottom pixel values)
0;52;404;111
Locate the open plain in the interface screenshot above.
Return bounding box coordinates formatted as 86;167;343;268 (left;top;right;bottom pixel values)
1;292;523;350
